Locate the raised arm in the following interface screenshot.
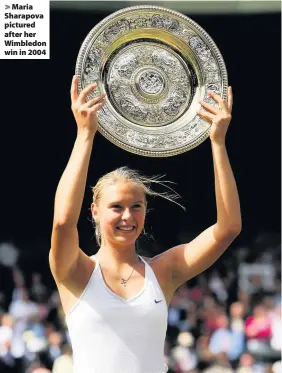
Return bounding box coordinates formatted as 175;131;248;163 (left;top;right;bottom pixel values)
49;76;106;281
161;87;242;289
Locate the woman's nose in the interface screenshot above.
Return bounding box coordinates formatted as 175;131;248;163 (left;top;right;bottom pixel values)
121;208;132;220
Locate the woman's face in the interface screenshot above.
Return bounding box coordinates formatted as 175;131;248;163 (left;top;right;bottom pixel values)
92;181;146;247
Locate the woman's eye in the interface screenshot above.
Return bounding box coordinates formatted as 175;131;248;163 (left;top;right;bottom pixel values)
112;205;122;209
111;204;141;209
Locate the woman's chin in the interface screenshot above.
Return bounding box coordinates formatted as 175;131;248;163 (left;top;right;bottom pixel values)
114;231;138;244
115;236;136;244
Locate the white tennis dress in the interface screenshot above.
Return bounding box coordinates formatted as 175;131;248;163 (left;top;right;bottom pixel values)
66;256;169;373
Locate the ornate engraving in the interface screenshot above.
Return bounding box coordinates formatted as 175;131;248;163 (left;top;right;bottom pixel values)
120;97;148;121
75;5;228;157
162;88;187;116
107;42;191;126
129;16;150;29
115;52;139;79
83;47;101;87
104;19;130;42
151;14;179;31
189;36;213;63
180;28;197;43
152;50;177;74
139;71;164;94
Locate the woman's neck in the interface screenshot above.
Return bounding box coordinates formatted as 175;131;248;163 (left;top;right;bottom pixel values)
97;243;140;269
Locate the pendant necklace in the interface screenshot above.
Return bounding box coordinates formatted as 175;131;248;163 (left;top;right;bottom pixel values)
120;266;135;287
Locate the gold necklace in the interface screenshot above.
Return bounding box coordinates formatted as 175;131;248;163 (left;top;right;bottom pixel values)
120;266;135;287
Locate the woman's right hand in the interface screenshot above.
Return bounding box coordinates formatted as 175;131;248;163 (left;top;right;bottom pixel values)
71;75;106;135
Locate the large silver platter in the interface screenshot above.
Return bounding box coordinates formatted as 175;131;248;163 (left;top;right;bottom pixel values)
75;5;228;157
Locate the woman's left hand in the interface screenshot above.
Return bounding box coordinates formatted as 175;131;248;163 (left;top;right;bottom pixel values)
197;86;233;144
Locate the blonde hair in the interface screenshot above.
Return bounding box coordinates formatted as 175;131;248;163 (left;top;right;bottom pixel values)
92;166;185;245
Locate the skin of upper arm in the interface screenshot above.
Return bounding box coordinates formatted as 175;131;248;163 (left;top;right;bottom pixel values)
49;223;80;282
157;225;240;291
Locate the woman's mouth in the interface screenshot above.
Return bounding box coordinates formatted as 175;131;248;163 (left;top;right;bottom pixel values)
116;226;135;232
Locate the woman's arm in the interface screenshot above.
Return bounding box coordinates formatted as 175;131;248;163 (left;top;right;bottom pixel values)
205;88;241;236
160;87;242;287
211;140;241;238
53;131;94;226
49;76;106;281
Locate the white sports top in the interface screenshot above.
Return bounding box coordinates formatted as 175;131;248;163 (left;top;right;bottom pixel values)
66;256;169;373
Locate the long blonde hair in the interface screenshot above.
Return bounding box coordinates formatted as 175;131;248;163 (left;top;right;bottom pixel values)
92;166;185;245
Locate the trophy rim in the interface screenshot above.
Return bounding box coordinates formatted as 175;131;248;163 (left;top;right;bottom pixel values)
75;5;228;157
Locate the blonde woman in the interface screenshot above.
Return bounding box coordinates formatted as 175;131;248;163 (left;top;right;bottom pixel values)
49;75;241;373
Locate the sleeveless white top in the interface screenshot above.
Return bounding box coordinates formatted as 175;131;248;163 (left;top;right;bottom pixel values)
66;256;168;373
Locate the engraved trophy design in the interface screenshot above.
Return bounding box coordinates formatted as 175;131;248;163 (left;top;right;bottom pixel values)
75;6;228;157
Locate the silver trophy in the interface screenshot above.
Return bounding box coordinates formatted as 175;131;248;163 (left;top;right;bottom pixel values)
75;6;228;157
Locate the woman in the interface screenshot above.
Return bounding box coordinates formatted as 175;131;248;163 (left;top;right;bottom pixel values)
49;75;241;373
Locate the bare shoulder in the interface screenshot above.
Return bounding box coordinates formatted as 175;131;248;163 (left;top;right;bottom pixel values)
141;252;171;270
140;255;152;263
54;250;96;314
52;248;95;285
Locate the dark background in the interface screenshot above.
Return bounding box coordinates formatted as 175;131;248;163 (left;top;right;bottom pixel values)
1;5;280;283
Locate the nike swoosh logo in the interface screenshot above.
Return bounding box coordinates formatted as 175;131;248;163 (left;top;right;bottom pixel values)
154;299;163;303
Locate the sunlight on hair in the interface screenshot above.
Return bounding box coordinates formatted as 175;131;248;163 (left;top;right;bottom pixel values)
91;166;186;245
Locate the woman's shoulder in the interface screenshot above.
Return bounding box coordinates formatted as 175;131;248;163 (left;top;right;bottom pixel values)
140;254;165;267
142;252;171;275
140;255;152;263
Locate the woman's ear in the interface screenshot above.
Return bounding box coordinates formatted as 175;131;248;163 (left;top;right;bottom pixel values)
91;203;98;222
